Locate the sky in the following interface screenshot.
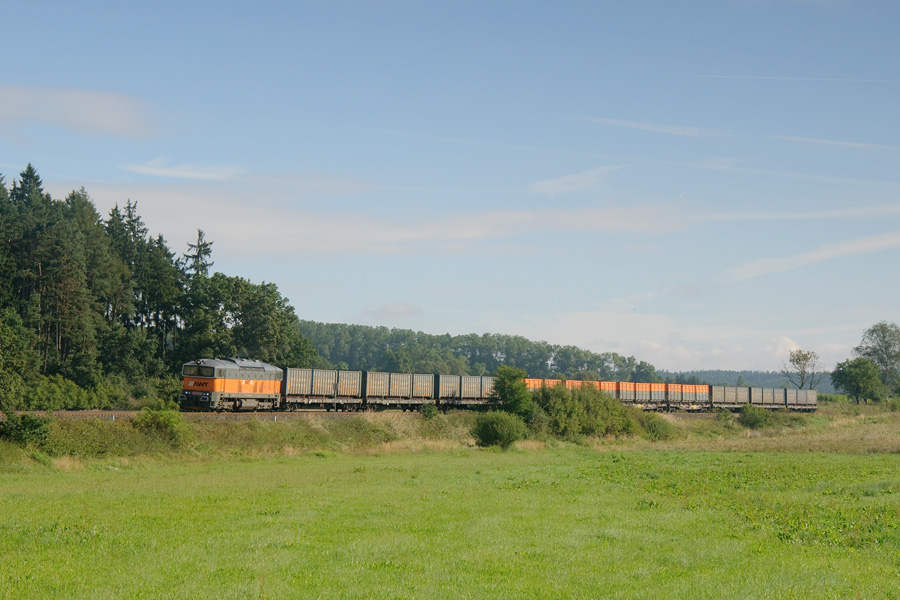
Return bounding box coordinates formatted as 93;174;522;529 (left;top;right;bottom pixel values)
2;0;899;372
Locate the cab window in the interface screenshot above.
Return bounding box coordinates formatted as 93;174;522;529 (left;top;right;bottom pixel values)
183;365;215;377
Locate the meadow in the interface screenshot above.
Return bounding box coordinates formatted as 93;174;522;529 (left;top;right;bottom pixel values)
1;405;899;599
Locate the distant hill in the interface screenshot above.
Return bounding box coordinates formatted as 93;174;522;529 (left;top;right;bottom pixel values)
659;370;834;393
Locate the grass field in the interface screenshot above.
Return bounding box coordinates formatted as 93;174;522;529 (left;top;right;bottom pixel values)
2;444;899;599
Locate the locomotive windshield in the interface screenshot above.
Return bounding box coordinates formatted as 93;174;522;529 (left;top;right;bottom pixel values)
183;365;215;377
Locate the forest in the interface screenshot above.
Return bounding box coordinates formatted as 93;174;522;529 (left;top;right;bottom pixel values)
299;320;658;382
0;164;315;410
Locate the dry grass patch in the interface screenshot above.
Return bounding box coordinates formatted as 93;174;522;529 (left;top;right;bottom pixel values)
366;439;466;454
51;455;84;471
515;439;547;451
655;411;900;453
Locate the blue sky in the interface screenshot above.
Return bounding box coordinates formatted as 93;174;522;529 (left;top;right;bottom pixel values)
3;0;899;371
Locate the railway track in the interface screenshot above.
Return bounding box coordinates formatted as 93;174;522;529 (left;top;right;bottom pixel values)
3;409;359;422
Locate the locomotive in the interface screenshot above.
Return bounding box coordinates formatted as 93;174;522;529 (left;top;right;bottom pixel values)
180;357;817;412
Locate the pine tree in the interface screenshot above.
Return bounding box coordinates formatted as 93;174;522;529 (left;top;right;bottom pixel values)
184;229;214;279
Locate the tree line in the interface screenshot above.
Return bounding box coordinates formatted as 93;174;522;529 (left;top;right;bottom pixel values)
0;164;315;410
299;320;662;382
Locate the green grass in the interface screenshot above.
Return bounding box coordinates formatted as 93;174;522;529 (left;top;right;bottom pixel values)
1;448;899;599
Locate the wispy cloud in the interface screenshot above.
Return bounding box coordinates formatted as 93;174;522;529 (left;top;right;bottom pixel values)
688;158;900;188
0;84;153;138
74;180;683;258
723;232;900;282
528;165;624;195
368;127;569;155
696;205;900;222
586;117;729;138
774;135;900;151
697;75;900;83
124;159;242;181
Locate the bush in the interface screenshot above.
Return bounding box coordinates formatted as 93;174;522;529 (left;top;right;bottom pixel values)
420;402;439;420
535;384;584;438
0;412;51;446
581;391;640;437
490;366;534;420
767;409;809;428
715;408;736;429
42;419;170;458
636;412;676;441
0;371;25;412
737;404;770;429
132;407;192;446
532;386;641;439
471;412;526;449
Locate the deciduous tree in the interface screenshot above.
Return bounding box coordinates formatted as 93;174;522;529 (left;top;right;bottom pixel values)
853;321;900;392
831;357;883;405
490;365;533;420
783;349;827;390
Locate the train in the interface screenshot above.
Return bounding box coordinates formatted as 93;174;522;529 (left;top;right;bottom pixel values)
180;357;818;412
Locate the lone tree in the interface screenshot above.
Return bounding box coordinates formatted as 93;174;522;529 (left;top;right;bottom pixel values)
782;349;827;390
490;365;534;421
184;229;214;279
854;321;900;393
831;357;883;405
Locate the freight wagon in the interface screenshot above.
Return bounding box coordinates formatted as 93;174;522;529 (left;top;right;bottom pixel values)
180;358;817;412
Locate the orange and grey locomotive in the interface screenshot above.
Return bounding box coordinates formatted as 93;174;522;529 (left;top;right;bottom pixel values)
180;358;283;411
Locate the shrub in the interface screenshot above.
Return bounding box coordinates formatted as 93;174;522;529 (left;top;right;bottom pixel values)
531;386;642;439
767;409;808;428
0;371;25;412
637;412;676;441
0;412;51;446
42;419;168;458
737;404;770;429
471;412;526;449
581;391;639;437
490;366;534;420
420;402;439;420
93;375;133;409
132;407;192;446
715;408;736;429
537;384;584;438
